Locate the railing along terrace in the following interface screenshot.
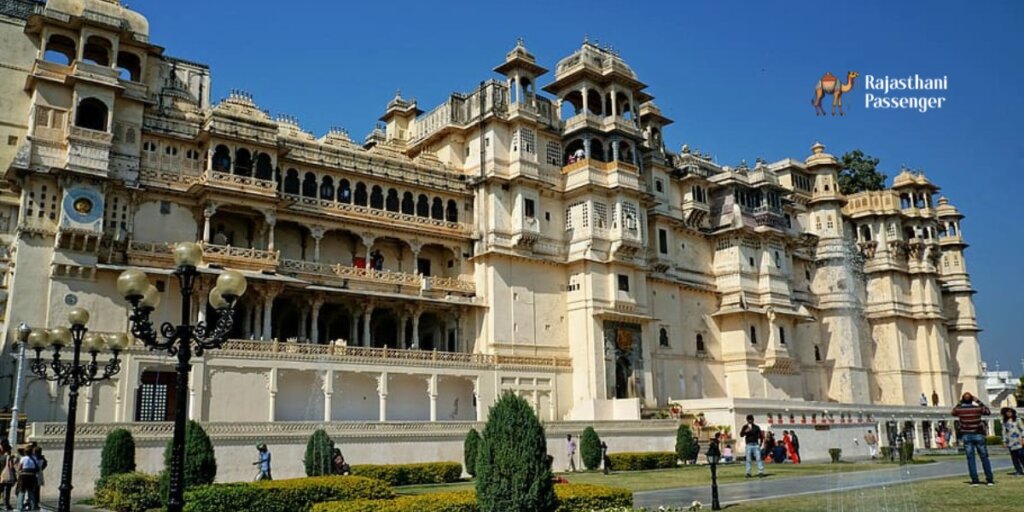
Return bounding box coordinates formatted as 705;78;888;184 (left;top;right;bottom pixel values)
124;339;572;369
279;259;474;295
127;241;279;269
281;193;472;235
201;169;277;195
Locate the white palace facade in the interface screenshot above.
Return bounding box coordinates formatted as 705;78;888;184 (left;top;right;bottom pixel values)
0;0;987;472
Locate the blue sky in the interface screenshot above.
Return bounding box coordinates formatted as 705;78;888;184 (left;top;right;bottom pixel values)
133;0;1023;374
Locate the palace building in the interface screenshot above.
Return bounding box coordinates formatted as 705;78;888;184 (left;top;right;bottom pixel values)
0;0;986;483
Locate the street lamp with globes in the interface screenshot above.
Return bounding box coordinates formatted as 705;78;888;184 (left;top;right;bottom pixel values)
26;308;127;512
118;241;246;512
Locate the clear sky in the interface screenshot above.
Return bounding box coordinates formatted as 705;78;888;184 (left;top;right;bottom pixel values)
133;0;1023;374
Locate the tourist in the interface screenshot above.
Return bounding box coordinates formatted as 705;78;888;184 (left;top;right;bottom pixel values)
600;441;611;474
253;443;272;481
28;445;44;509
951;392;994;485
931;390;940;407
771;434;787;463
999;407;1024;476
706;433;721;465
332;448;351;475
566;434;577;472
722;443;734;464
783;431;800;464
0;440;14;511
739;415;764;478
864;429;879;459
919;393;928;407
15;446;38;511
689;438;700;465
790;430;801;461
762;431;777;463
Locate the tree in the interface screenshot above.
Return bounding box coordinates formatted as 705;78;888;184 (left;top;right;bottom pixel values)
475;393;556;512
464;428;482;477
675;424;697;464
838;150;887;195
580;427;602;470
304;429;334;476
161;420;216;494
100;428;136;479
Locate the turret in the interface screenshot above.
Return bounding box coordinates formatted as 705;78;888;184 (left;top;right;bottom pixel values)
380;91;422;144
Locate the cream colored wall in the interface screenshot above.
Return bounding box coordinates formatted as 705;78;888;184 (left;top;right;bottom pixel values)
0;14;36;172
133;200;197;242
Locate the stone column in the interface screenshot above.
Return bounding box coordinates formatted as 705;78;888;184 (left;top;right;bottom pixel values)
362;304;375;347
310;225;326;263
411;310;421;349
583;136;591;159
190;361;206;421
913;419;926;449
241;303;252;339
82;385;94;424
349;307;361;345
309;295;324;344
201;203;219;243
427;374;439;422
377;373;388;422
399;314;410;349
262;284;282;341
610;87;618;117
581;86;588;114
473;378;484;422
361;233;377;265
322;370;334;422
194;278;211;324
261;209;277;251
267;368;278;422
611;139;620;161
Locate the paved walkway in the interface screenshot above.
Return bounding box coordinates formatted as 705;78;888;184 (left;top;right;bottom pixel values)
634;457;1015;509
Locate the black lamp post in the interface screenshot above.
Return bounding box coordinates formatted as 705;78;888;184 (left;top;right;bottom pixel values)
118;241;246;512
26;309;127;512
706;436;722;511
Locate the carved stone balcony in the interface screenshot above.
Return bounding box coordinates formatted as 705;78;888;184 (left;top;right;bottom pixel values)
194;169;278;198
126;241;279;271
279;259;475;299
281;193;472;238
681;199;710;228
65;126;112;176
562;159;640;191
752;205;786;230
70;60;120;87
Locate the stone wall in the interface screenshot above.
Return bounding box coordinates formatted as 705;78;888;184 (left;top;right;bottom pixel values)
29;419;678;497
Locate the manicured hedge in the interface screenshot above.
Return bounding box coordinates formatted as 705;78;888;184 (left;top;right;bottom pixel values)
311;484;630;512
349;461;463;486
182;475;392;512
93;472;161;512
606;451;678;471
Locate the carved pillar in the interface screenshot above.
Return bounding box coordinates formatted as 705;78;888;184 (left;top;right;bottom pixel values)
583;135;592;159
298;305;309;340
361;233;377;264
309;295;324;344
473;378;484;422
190;361;206;421
202;203;219;243
322;369;334;422
408;240;423;274
261;209;277;251
399;314;409;349
242;303;252;339
349;307;361;345
611;138;621;162
262;284;282;341
310;225;326;263
581;86;588;113
194;277;211;324
362;303;375;347
82;385;94;424
411;309;422;349
427;374;439;422
267;368;278;422
377;372;388;422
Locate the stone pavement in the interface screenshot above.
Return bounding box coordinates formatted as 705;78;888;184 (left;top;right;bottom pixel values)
634;457;1015;509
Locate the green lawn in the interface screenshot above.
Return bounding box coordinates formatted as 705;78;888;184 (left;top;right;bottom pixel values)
731;474;1024;512
396;461;906;496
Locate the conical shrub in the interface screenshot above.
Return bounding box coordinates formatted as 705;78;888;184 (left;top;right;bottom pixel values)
100;428;136;479
475;393;555;512
580;427;602;470
160;420;216;497
304;429;334;476
464;428;482;477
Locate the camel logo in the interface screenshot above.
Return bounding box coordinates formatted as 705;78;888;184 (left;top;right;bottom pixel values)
812;71;859;116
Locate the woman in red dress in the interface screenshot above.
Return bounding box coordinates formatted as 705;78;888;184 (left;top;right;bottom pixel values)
783;431;800;464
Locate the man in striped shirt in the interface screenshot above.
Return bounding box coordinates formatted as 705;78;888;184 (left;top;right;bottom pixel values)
952;392;994;485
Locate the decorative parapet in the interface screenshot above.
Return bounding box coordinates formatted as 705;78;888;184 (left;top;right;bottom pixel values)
197;169;277;197
126;241;279;271
282;193;472;237
424;275;475;294
279;258;475;297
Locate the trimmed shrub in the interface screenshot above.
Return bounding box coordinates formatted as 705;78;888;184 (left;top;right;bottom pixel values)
994;419;1002;437
101;428;137;479
675;424;697;463
580;427;602;470
305;429;334;477
606;452;677;471
985;435;1002;446
311;484;631;512
93;472;161;512
828;448;842;463
475;393;556;512
900;442;914;462
183;475;392;512
349;462;463;486
161;420;216;497
880;446;893;460
464;429;482;477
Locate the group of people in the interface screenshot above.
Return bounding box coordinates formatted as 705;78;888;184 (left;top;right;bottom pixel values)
0;440;47;511
737;415;800;478
920;390;941;407
950;391;1024;485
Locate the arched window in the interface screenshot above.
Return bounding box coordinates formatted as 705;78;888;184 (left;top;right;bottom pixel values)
696;334;705;353
354;182;367;206
212;145;231;172
301;172;318;198
416;194;429;217
445;200;459;223
401;192;414;215
750;326;757;344
338;179;351;203
949;223;957;236
320;176;335;200
900;194;911;209
659;328;669;347
82;36;112;67
74;98;108;131
254;153;273;180
370;185;384;209
234;149;252;176
116;51;141;81
284;169;300;195
43;34;76;65
859;224;872;242
385;188;399;212
431;197;444;220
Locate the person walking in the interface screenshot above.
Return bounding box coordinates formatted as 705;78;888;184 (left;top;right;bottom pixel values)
566;434;577;472
739;415;764;478
29;445;44;509
15;446;38;511
999;407;1024;476
790;430;801;461
783;431;800;464
864;429;879;459
920;393;928;407
253;443;272;481
952;392;994;485
0;440;14;511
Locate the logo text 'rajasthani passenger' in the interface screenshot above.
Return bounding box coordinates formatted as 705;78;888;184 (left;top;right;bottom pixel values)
812;71;859;116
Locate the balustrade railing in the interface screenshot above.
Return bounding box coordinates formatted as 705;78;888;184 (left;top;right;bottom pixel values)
281;193;471;234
